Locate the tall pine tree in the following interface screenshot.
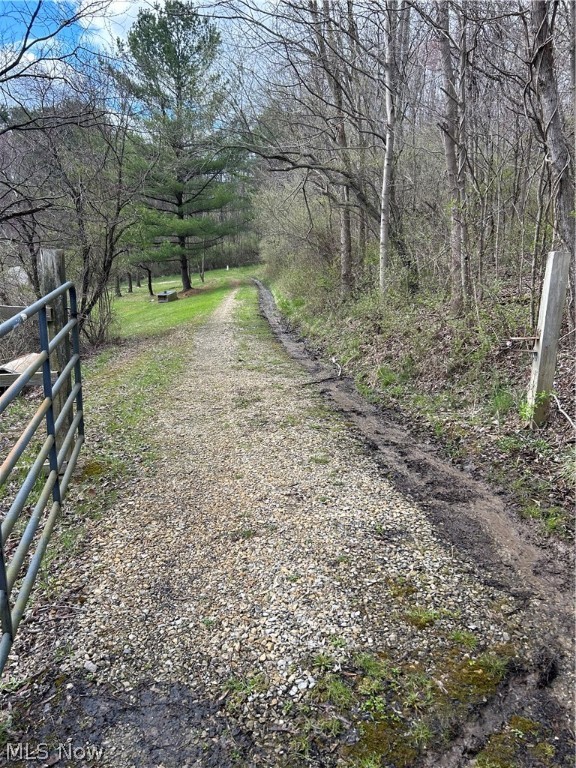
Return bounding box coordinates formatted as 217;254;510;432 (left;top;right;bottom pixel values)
120;0;243;290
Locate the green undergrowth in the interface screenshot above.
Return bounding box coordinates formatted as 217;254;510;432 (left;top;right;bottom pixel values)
269;275;574;540
233;284;294;373
234;283;272;339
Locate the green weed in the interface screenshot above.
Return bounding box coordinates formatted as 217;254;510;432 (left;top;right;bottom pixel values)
314;674;353;708
352;755;382;768
312;653;335;671
490;387;516;422
387;577;417;600
496;435;524;454
409;718;433;746
225;673;266;695
450;629;478;649
404;606;439;629
230;528;257;541
354;653;394;680
377;365;399;387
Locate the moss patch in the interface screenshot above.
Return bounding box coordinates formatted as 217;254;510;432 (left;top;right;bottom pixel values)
350;720;419;767
337;644;516;765
444;649;510;701
474;714;558;768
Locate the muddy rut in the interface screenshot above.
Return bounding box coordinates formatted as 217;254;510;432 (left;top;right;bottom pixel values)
257;282;574;634
256;280;575;759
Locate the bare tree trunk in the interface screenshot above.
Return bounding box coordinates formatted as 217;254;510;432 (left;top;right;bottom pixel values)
379;1;411;295
346;0;369;277
529;1;575;257
127;272;133;293
24;239;41;298
340;186;353;298
175;185;192;291
309;0;356;297
571;0;576;94
179;237;191;291
457;7;471;304
139;264;154;297
379;1;398;295
530;162;550;328
437;1;464;315
358;206;367;275
114;274;122;298
528;0;575;331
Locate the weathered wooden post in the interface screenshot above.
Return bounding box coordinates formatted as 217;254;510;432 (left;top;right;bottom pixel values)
526;250;570;427
39;248;72;454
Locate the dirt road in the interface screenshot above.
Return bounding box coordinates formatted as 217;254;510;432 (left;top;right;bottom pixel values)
2;285;573;767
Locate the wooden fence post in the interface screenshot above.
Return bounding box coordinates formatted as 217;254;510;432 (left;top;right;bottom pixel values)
526;250;570;427
39;249;72;455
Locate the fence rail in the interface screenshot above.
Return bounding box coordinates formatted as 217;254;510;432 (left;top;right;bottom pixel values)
0;282;84;674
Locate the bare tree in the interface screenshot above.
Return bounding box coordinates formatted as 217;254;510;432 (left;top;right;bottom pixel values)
0;66;148;337
378;0;411;295
526;0;574;257
212;0;572;314
0;1;113;134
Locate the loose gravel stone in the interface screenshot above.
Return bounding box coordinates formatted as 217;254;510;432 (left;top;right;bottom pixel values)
4;287;570;767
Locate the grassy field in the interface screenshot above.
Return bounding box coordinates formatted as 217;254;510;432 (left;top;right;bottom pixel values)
112;265;259;338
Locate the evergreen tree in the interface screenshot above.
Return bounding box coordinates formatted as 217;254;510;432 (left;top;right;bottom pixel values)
120;0;245;290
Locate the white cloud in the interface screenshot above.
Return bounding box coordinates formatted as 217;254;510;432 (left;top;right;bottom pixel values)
76;0;152;52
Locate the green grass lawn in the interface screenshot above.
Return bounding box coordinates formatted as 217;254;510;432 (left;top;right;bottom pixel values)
112;265;259;338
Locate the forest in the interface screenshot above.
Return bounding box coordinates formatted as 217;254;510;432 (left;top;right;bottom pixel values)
0;0;574;530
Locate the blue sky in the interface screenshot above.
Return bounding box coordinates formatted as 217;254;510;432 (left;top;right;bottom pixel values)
0;1;150;59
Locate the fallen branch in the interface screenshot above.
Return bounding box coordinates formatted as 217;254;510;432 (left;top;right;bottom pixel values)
552;394;576;431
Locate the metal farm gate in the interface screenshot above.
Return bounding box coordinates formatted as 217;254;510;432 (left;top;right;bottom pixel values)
0;281;84;674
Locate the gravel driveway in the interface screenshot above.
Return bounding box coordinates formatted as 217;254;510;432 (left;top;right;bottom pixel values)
2;286;573;767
